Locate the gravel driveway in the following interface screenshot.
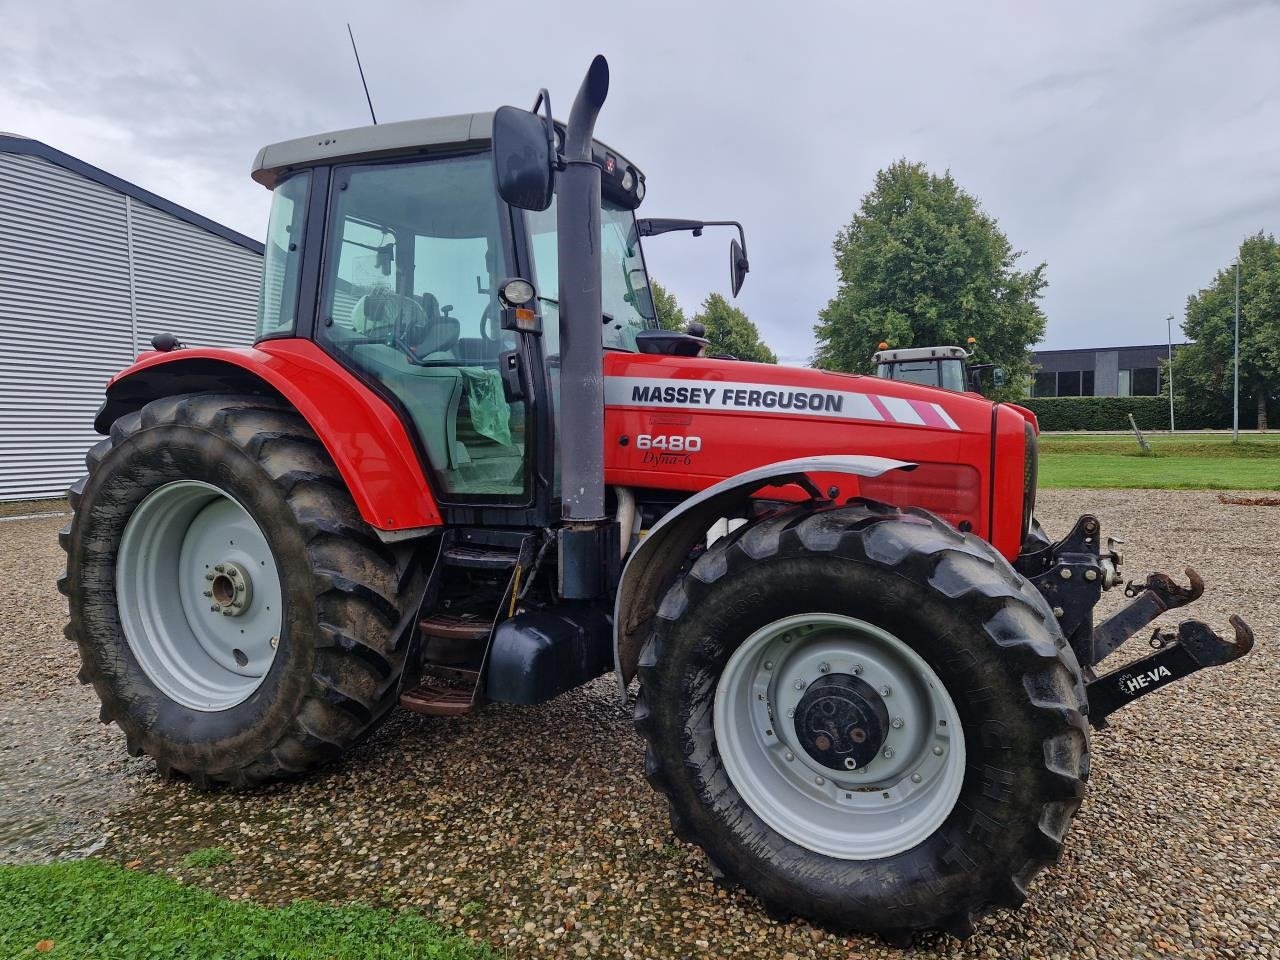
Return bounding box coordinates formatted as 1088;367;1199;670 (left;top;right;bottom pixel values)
2;490;1276;959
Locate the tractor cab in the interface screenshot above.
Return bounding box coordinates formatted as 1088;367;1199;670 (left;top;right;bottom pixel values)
251;111;658;513
871;343;1006;395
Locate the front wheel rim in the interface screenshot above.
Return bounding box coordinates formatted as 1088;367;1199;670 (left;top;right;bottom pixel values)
713;613;965;860
116;480;284;712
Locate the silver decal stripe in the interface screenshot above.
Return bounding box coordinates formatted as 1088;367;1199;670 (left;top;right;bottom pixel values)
932;403;961;431
880;396;926;426
604;376;961;430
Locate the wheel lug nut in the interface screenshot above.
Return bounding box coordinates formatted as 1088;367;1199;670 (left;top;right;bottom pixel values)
879;685;891;697
763;660;773;671
793;679;806;691
818;662;830;674
882;747;895;759
786;708;795;718
933;745;944;756
911;773;922;784
1059;567;1072;580
852;663;863;675
843;758;857;770
209;605;218;612
214;564;225;572
205;572;215;581
891;717;904;729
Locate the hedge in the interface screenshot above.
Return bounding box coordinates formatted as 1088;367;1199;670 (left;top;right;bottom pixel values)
1021;396;1199;431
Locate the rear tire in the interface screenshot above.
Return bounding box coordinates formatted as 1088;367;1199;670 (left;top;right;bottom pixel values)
634;501;1089;938
58;393;413;787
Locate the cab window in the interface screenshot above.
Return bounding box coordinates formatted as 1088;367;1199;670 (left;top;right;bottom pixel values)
318;154;527;501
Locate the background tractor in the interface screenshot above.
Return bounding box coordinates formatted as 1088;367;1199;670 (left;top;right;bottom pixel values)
59;56;1253;939
871;339;1006;395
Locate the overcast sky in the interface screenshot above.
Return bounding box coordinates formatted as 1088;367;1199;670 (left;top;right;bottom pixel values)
4;0;1278;363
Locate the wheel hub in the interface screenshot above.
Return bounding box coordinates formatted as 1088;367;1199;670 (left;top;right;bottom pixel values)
793;673;889;771
206;561;252;616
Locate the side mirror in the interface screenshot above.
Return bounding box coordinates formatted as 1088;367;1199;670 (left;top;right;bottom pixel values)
492;105;554;211
730;238;749;297
992;367;1007;388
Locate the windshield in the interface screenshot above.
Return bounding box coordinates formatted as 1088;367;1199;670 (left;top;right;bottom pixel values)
527;197;656;355
877;359;968;392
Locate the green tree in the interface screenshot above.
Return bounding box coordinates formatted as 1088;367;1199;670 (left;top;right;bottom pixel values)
694;292;778;363
812;159;1047;400
1172;232;1280;432
649;278;687;331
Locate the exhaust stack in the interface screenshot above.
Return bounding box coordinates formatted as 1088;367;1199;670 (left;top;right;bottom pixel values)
557;54;609;526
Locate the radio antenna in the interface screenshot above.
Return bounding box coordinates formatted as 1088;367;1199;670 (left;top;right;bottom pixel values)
346;23;378;125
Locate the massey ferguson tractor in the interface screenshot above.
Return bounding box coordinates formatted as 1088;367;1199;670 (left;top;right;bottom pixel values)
59;57;1253;939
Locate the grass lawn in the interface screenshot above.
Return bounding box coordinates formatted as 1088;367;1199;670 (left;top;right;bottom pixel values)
1038;434;1280;489
0;860;490;960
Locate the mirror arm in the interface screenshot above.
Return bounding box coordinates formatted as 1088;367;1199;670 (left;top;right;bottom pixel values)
635;218;749;267
530;88;563;171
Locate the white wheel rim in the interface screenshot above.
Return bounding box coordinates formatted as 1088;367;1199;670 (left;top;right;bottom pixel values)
713;613;966;860
116;480;283;711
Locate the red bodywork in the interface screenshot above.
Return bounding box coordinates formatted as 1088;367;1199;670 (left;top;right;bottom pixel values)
104;341;1031;560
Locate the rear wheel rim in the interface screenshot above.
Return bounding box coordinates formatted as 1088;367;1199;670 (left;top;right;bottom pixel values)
116;480;283;712
713;613;965;860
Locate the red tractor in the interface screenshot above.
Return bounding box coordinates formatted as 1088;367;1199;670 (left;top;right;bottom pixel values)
59;57;1252;938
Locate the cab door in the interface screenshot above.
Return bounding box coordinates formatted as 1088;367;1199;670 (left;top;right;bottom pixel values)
316;153;536;507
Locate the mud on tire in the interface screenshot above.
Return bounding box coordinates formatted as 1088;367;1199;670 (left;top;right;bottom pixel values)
58;393;415;787
633;501;1090;938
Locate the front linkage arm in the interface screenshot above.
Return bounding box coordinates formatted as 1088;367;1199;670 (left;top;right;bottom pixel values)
1086;616;1255;724
1017;515;1255;728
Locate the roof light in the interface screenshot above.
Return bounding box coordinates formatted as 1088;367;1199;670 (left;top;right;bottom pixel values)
635;178;645;201
622;168;635;191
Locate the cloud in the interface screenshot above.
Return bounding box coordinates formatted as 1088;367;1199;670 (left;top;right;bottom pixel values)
4;0;1279;358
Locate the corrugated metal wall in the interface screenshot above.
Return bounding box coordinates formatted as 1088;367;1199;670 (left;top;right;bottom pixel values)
0;152;262;500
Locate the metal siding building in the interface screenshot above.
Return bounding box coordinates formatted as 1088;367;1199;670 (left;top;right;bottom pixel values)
0;135;263;500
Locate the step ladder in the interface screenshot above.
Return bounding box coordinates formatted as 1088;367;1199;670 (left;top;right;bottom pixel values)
398;533;535;717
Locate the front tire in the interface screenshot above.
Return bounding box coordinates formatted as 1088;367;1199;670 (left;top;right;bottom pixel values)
58;393;413;787
634;501;1090;937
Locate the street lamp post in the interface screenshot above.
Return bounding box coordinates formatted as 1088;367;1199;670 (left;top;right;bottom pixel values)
1233;257;1241;443
1167;314;1175;433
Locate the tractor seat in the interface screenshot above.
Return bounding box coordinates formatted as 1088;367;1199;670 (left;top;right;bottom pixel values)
418;291;460;360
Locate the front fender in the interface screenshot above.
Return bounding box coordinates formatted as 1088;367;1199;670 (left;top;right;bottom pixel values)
612;455;915;699
98;339;442;531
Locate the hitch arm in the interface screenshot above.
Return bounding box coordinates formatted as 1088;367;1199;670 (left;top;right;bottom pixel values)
1090;567;1204;665
1085;616;1254;726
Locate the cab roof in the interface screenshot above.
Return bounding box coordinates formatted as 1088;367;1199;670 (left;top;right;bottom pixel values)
872;345;971;364
252;113;492;188
251;111;642;192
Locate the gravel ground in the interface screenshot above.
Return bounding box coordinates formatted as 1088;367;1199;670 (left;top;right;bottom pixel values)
1;490;1276;958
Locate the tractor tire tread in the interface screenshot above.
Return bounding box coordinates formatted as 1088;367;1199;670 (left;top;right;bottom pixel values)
634;499;1089;937
60;392;410;788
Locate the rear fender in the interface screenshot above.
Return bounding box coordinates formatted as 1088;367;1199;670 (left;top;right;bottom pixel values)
612;455;914;698
96;339;442;532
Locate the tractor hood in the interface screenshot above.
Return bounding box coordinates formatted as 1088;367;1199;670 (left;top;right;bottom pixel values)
601;351;1032;558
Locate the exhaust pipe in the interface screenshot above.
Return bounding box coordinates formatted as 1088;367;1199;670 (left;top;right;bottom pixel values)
558;54;609;525
556;56;617;599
